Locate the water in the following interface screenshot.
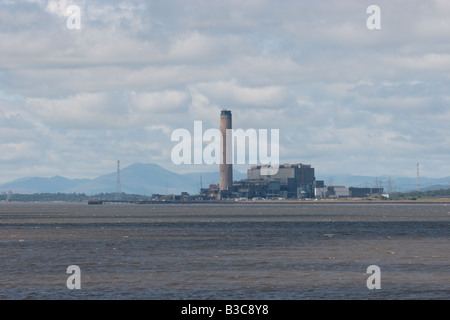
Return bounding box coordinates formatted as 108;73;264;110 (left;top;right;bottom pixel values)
0;202;449;299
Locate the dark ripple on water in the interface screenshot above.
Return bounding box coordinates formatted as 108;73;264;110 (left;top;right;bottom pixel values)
0;202;449;299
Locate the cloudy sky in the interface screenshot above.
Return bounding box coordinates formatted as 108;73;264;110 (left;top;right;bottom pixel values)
1;0;449;183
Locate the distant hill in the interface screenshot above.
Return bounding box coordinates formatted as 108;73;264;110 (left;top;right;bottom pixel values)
1;163;448;195
0;176;90;194
0;163;203;195
420;184;450;192
69;163;200;195
0;163;248;196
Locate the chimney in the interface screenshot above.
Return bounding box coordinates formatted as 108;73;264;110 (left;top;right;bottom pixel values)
219;109;232;194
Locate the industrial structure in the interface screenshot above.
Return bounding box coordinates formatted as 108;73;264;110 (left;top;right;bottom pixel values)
196;109;385;201
239;163;316;199
219;110;233;198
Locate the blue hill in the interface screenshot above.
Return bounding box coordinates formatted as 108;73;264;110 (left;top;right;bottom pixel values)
1;163;448;195
0;163;210;195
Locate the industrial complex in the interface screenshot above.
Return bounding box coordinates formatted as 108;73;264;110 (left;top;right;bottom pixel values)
195;109;384;201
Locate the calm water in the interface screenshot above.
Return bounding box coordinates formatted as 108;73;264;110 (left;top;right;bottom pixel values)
0;202;448;299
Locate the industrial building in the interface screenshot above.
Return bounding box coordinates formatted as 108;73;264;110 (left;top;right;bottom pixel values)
201;162;317;200
242;163;316;199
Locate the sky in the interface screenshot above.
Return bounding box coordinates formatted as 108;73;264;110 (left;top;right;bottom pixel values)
1;0;449;183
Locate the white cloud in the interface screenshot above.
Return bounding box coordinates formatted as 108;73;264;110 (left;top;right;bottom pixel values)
193;80;289;108
26;92;121;129
25;90;189;129
133;90;188;113
389;54;450;73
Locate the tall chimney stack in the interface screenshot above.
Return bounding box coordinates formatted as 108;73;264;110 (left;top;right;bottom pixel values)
219;110;232;195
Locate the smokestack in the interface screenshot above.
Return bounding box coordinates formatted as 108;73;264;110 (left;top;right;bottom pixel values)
220;109;232;193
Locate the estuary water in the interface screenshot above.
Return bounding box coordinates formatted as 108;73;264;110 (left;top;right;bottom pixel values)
0;202;448;300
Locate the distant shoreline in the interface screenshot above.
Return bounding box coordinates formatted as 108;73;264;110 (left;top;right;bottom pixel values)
2;198;450;205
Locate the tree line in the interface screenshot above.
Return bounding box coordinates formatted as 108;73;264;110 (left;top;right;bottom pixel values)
390;187;450;200
1;188;450;202
0;192;149;202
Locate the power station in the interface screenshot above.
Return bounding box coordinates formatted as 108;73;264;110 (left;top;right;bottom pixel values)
197;109;384;200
